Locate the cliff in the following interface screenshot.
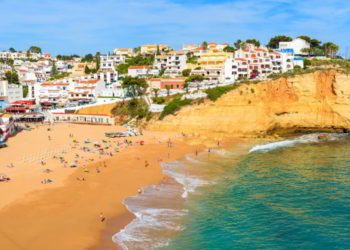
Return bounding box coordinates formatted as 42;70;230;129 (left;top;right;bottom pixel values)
149;70;350;138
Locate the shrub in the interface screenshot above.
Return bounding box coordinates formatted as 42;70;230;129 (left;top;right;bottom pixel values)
112;98;149;119
160;98;192;119
152;96;166;104
205;85;236;101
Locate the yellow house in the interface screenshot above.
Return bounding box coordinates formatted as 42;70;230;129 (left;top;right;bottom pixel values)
198;52;233;68
71;62;96;76
140;44;171;55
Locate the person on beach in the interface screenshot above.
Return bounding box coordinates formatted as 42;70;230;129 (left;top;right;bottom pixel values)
195;150;198;157
145;161;149;168
99;212;106;222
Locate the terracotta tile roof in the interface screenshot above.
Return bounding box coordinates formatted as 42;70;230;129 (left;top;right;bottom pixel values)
128;65;150;70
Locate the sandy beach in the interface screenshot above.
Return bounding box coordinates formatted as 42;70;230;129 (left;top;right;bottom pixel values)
0;123;201;250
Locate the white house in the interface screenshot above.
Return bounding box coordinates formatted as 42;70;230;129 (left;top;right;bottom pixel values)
154;50;188;76
0;80;23;103
279;38;310;55
100;54;125;70
224;58;249;83
128;66;159;78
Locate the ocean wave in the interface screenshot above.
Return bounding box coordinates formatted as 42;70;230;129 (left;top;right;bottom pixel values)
249;133;348;153
114;157;217;249
185;154;204;164
161;162;213;198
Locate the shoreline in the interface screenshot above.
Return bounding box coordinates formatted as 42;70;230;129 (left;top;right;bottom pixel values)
89;137;245;249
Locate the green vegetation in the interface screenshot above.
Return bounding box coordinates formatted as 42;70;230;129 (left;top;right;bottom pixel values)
28;46;42;54
152;96;166;104
122;76;148;97
182;69;191;77
51;61;58;77
116;54;155;75
112;98;149;119
245;39;260;47
186;55;199;64
160;97;192;120
223;46;236;53
268;67;315;80
49;72;70;81
267;35;293;49
5;71;19;84
185;74;205;83
95;52;101;71
81;54;94;62
201;41;208;50
56;55;80;60
23;85;28;98
205;85;236;101
116;64;129;74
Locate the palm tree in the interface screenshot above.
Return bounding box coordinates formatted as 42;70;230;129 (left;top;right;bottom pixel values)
184;82;189;94
323;42;339;58
165;85;171;96
301;47;312;57
152;88;160;98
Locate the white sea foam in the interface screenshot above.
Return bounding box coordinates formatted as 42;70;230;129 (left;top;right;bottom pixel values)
114;155;216;249
161;162;212;198
113;207;188;249
249;133;347;153
185;155;203;164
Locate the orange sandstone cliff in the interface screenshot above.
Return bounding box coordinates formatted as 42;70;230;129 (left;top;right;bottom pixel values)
149;70;350;137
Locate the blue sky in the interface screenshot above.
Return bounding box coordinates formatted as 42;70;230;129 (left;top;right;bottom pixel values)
1;0;350;56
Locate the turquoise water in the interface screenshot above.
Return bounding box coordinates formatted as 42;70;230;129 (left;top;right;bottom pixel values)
164;136;350;250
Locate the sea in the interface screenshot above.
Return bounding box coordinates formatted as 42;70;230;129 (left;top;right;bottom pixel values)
113;133;350;250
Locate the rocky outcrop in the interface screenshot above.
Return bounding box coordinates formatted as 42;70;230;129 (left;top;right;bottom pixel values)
149;70;350;138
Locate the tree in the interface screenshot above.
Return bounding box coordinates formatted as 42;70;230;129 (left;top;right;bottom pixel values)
323;42;339;58
223;46;236;53
84;65;91;74
116;64;129;75
9;48;16;53
165;85;171;96
301;47;312;57
95;52;101;71
201;41;208;50
133;47;141;54
267;35;293;49
28;46;42;54
51;61;58;76
152;88;160;98
310;39;321;48
234;39;243;49
298;36;321;48
156;46;161;56
182;69;191;77
5;71;19;84
185;74;205;83
246;39;260;47
298;35;312;43
184;82;190;93
23;86;29;98
122;76;148;97
82;54;94;62
159;68;166;76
